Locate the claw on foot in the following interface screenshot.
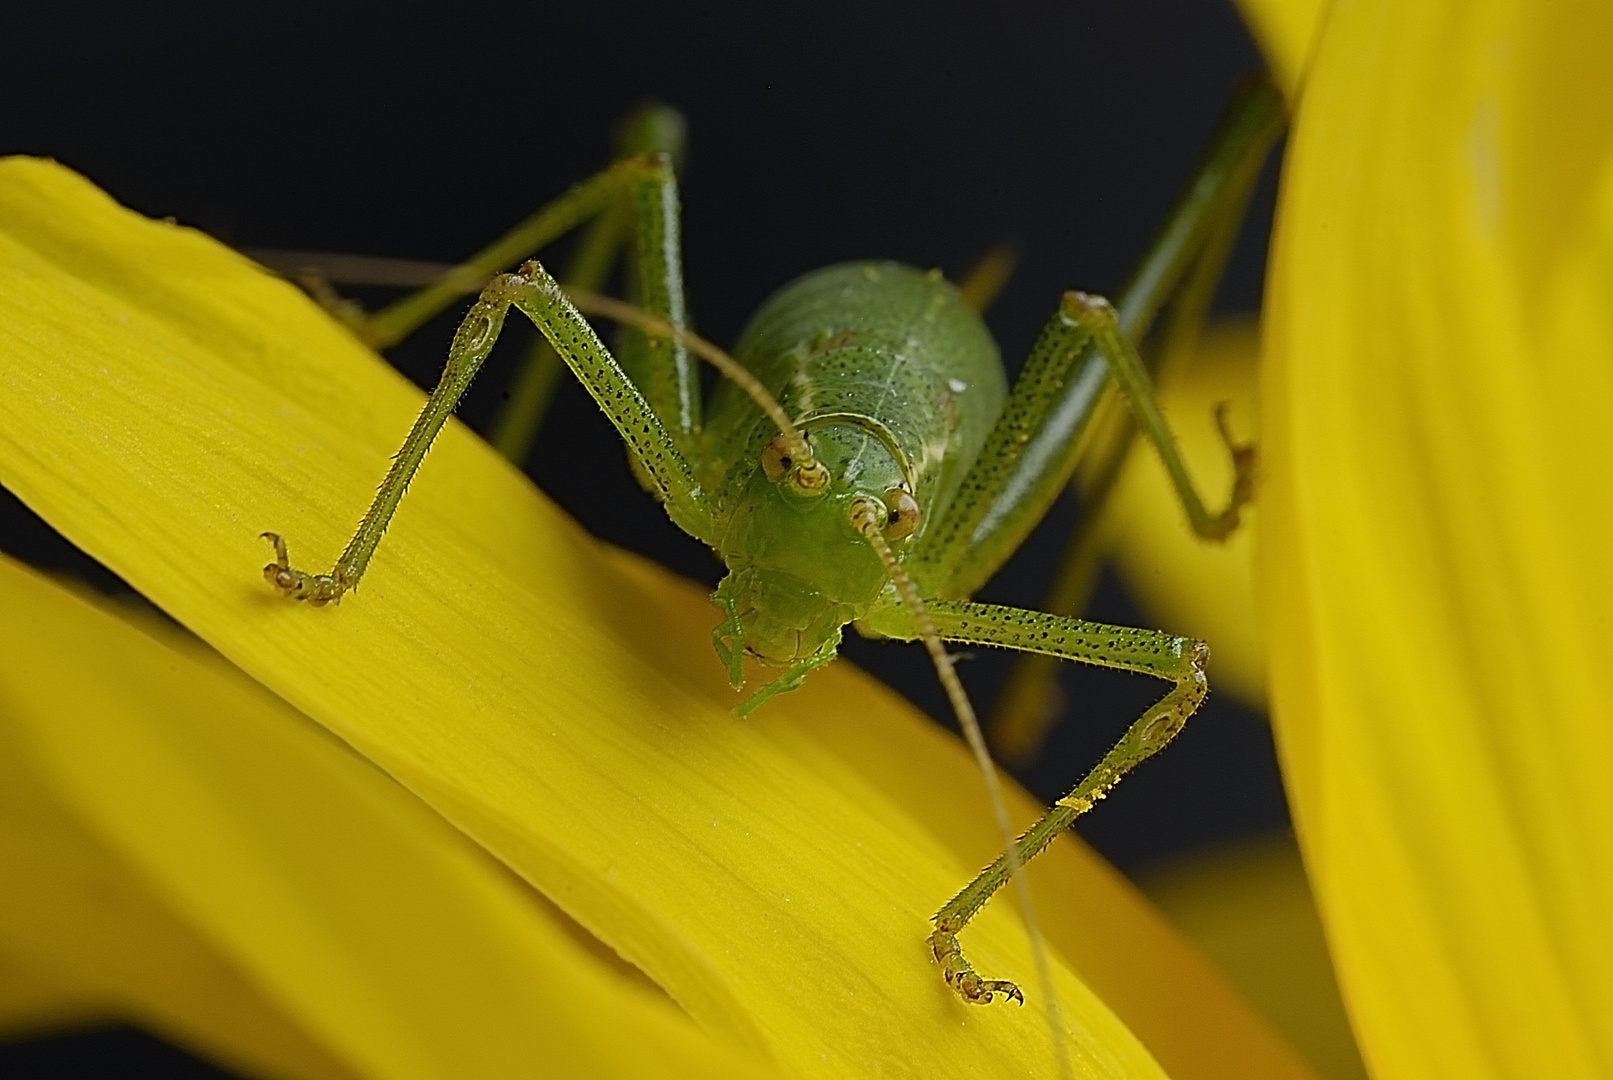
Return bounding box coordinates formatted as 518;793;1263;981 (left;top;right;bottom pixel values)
1213;400;1257;510
929;920;1023;1006
260;532;346;605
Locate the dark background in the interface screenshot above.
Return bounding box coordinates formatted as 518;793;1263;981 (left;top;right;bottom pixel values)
0;1;1287;1073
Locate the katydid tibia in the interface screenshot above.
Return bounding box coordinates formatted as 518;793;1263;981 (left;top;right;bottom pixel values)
258;77;1284;1022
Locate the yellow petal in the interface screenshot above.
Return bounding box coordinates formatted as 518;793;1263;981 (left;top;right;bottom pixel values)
1262;1;1613;1076
0;156;1315;1078
792;680;1316;1080
1138;836;1366;1080
0;955;109;1043
1;756;359;1080
1231;0;1329;101
1102;319;1265;708
0;554;764;1078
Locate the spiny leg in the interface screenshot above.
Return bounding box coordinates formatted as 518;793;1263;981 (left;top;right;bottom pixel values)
903;599;1208;1002
261;261;711;601
355;102;689;357
853;504;1072;1078
355;157;649;350
487;197;630;464
905;289;1102;596
490;104;694;464
619;144;698;447
907;282;1245;594
1065;291;1255;539
987;90;1271;761
260;531;341;604
909;77;1284;601
984;338;1248;765
264;106;708;598
248;107;690;466
985;503;1109;763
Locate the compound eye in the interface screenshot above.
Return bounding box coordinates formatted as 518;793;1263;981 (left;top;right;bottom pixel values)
761;434;793;481
883;488;921;540
762;433;832;495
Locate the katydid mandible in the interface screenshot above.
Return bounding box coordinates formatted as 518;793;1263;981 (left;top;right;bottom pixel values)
259;79;1284;1010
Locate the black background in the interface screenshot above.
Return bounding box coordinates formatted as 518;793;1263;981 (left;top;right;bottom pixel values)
0;2;1288;1073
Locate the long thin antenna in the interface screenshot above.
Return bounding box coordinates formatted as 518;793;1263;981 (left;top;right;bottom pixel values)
248;254;819;472
853;500;1072;1080
563;286;814;468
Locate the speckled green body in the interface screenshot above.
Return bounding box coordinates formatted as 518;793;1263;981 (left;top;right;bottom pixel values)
266;92;1275;1012
701;262;1007;663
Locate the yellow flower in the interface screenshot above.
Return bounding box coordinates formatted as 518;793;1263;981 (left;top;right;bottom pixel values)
1264;0;1613;1075
0;560;756;1078
1117;0;1613;1076
0;161;1313;1076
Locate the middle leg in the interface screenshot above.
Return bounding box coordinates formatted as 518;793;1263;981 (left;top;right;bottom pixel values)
907;76;1283;601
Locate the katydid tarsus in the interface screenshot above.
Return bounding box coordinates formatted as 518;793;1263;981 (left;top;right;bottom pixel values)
258;78;1284;1032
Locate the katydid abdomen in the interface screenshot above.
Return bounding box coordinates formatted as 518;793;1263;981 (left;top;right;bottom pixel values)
702;261;1005;665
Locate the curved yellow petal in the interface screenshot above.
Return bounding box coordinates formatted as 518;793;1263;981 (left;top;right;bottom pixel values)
792;683;1316;1080
1231;0;1329;100
1139;836;1366;1080
1103;320;1265;709
0;761;359;1080
0;956;109;1044
1262;1;1613;1076
0;156;1316;1078
0;555;764;1078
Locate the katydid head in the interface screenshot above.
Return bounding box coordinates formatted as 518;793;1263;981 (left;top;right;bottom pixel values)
714;425;923;665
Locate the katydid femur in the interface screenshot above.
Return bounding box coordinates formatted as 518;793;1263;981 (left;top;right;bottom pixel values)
259;79;1284;1023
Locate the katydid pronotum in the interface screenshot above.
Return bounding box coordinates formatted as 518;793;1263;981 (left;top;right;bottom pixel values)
257;77;1284;1025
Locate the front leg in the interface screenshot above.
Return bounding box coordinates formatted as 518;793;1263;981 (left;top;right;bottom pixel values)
262;260;711;602
872;597;1207;1004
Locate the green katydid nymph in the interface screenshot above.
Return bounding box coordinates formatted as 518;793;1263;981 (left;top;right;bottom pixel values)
257;77;1284;1026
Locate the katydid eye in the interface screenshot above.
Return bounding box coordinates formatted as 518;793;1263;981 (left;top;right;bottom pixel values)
761;434;792;481
762;433;830;494
883;488;921;540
